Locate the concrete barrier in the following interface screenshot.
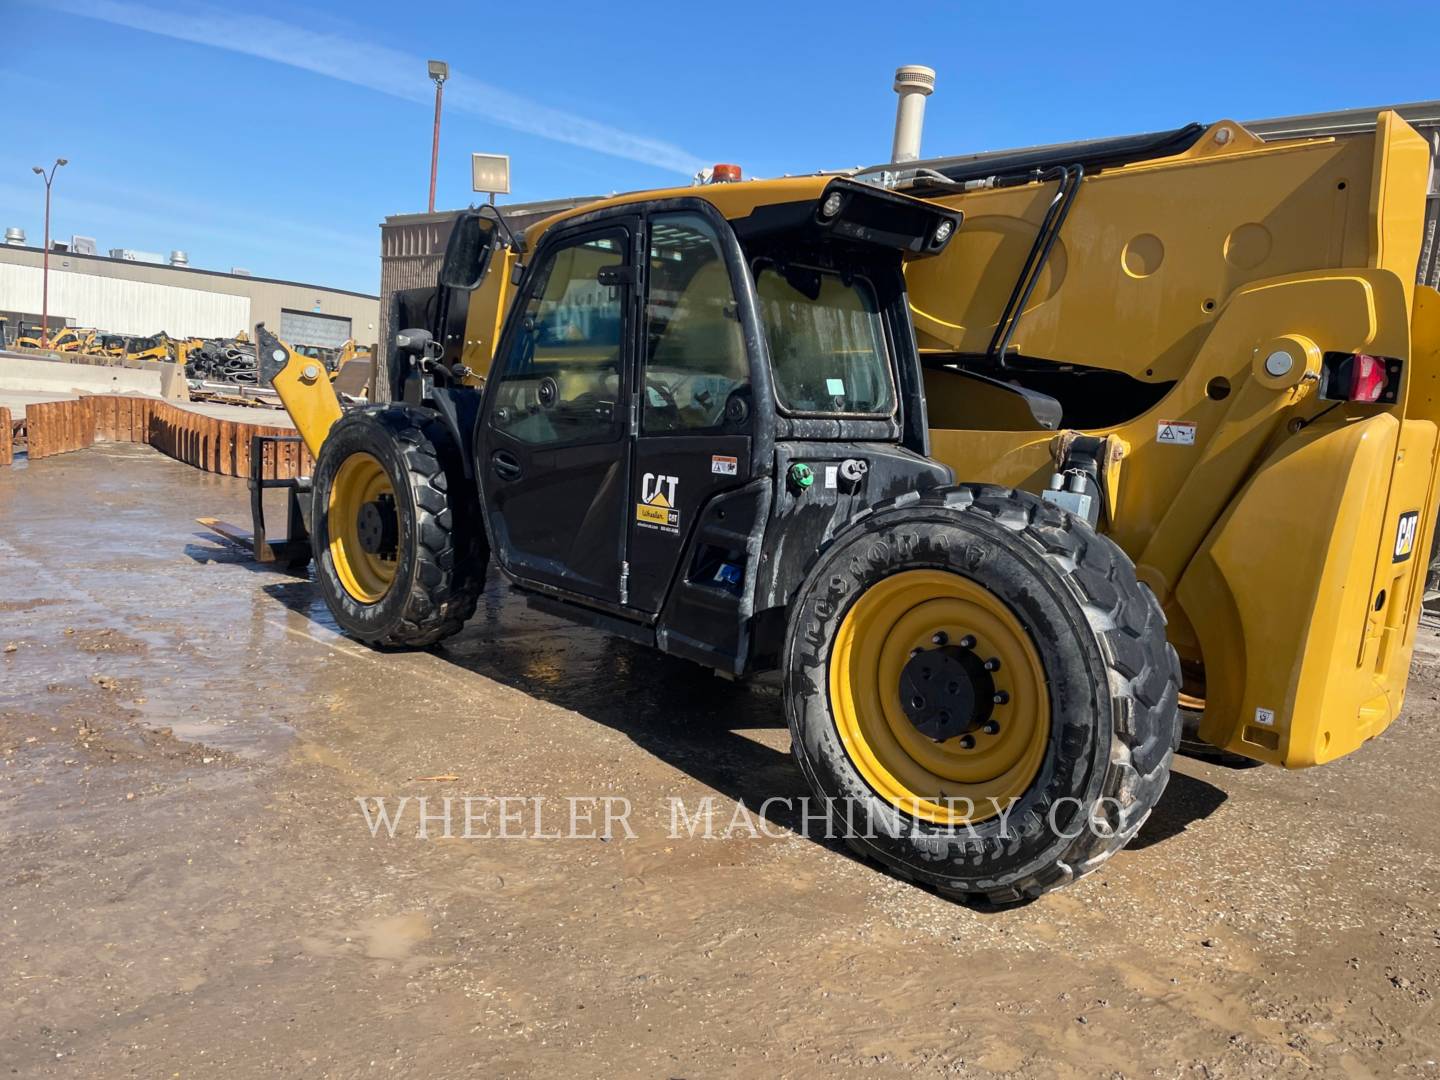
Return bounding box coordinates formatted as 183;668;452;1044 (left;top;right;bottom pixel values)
0;352;167;397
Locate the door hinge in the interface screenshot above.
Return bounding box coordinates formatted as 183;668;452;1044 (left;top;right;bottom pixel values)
619;560;630;605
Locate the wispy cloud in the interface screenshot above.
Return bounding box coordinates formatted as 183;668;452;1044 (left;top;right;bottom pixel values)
0;179;374;256
37;0;706;176
0;178;380;291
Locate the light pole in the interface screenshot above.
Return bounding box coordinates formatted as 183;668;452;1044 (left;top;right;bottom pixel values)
31;158;67;349
427;60;448;214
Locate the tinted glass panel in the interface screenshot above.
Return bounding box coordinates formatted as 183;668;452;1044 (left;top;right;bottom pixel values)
756;266;892;416
642;214;748;434
491;232;625;446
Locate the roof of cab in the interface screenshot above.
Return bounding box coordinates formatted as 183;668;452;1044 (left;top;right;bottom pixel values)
524;174;835;246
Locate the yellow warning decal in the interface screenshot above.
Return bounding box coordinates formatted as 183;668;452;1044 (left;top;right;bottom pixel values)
636;503;672;526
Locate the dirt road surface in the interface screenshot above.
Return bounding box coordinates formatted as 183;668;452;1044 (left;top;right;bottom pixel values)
3;443;1438;1077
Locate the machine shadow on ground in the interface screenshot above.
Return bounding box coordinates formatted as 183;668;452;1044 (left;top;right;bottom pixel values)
236;552;1229;905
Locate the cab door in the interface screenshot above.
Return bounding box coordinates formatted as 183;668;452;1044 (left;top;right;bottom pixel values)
626;210;755;612
478;219;638;603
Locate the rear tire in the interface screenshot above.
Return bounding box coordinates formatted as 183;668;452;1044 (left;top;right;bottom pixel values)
311;405;486;648
783;485;1180;904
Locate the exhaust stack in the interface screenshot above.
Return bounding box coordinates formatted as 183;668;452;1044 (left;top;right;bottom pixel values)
890;65;935;164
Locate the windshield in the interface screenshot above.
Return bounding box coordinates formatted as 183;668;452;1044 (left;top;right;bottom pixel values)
755;265;893;416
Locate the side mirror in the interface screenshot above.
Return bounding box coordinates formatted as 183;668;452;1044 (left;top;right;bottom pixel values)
439;211;496;290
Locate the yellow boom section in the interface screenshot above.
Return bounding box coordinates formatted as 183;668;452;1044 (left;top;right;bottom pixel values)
257;325;344;458
910;111;1435;767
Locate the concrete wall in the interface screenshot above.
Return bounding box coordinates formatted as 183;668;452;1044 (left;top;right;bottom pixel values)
0;245;380;344
0;352;166;396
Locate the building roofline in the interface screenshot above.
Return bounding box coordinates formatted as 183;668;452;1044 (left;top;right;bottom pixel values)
383;196;601;228
1240;99;1440;137
0;244;379;300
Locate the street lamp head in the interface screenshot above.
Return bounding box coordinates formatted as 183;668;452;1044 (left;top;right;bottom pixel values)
32;166;43;174
427;59;448;83
56;158;68;167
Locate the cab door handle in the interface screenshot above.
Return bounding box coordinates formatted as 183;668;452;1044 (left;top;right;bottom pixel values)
491;450;522;482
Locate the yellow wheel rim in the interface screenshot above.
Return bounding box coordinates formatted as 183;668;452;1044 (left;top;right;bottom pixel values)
829;569;1050;825
327;451;399;604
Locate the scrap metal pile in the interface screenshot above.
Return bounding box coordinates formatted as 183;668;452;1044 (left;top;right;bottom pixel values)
184;337;259;384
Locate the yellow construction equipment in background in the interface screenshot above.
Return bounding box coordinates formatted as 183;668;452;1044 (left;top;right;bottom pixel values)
13;324;86;351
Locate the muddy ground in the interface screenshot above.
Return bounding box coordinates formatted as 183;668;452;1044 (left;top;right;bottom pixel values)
2;442;1438;1078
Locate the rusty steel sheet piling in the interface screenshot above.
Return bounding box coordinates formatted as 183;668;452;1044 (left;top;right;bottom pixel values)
3;395;314;479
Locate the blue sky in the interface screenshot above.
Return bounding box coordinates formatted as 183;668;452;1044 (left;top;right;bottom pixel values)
5;1;1438;294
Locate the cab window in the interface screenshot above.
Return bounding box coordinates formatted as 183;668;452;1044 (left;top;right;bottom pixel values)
642;213;748;434
756;264;893;417
490;230;626;446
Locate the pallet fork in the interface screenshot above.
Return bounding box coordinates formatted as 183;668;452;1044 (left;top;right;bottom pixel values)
197;433;313;569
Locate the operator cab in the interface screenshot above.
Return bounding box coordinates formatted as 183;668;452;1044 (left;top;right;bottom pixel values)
462;178;961;674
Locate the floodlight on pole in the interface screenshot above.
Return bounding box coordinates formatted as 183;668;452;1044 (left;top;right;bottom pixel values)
32;157;67;349
470;153;510;206
427;60;449;213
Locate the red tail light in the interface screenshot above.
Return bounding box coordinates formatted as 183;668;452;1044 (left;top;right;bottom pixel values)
1350;354;1388;402
1319;352;1402;404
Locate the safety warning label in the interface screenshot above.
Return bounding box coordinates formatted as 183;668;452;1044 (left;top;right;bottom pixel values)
1156;420;1197;445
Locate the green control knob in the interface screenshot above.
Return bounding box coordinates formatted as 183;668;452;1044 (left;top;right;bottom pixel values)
788;462;815;491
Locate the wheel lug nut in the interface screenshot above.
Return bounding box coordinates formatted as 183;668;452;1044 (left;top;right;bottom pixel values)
959;735;976;749
983;721;1000;735
992;691;1009;705
983;657;1001;672
958;635;976;649
931;631;948;646
910;647;923;657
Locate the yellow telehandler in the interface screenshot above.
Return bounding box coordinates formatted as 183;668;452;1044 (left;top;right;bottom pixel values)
256;108;1438;903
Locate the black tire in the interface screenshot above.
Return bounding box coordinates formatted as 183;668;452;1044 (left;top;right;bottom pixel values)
783;484;1181;904
311;405;486;648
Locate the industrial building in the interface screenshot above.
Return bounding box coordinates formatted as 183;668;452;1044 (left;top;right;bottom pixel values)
0;240;380;349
